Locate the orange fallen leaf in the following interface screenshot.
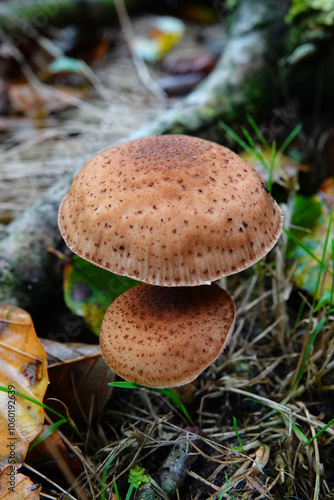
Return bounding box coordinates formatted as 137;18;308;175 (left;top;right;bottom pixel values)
0;467;41;498
0;306;48;472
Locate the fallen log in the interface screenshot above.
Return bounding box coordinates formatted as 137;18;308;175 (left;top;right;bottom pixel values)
0;0;289;307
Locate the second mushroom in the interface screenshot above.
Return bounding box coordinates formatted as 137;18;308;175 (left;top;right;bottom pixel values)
58;135;283;387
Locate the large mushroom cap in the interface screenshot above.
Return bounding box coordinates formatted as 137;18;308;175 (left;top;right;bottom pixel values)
59;135;283;286
99;283;235;388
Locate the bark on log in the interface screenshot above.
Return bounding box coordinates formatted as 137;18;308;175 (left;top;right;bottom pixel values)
0;0;289;307
135;428;202;500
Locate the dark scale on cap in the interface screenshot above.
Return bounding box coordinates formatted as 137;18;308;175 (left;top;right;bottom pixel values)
58;135;283;286
100;283;235;388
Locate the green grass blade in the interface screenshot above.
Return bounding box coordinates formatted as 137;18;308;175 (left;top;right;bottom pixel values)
246;113;269;147
241;126;273;173
218;474;232;499
244;396;309;443
108;381;140;389
313;208;333;308
0;385;84;441
241;125;257;149
101;454;116;500
221;121;270;171
233;417;244;452
28;418;68;451
289;317;327;397
277;123;303;159
220;121;251;151
267;140;276;193
156;388;194;425
113;480;120;500
221;120;302;195
305;416;334;446
125;482;135;500
313;291;333;312
281;413;309;444
295;299;306;326
331;239;334;306
0;385;66;420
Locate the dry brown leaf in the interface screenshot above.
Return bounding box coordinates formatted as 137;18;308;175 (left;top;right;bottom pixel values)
0;306;48;472
8;81;48;118
41;339;115;422
8;81;88;118
0;467;41;499
246;475;273;500
251;444;270;474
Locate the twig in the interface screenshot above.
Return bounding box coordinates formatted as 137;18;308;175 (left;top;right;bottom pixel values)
230;316;285;361
302;405;322;500
22;463;78;500
113;0;166;100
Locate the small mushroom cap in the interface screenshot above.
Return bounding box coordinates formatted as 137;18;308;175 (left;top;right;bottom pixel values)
59;135;283;286
99;283;235;388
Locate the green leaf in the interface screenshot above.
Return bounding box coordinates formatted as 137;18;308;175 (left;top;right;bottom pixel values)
287;0;334;22
128;465;150;489
63;255;138;334
288;194;323;246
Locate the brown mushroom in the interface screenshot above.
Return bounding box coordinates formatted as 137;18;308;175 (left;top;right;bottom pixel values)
99;283;235;388
58;135;283;287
